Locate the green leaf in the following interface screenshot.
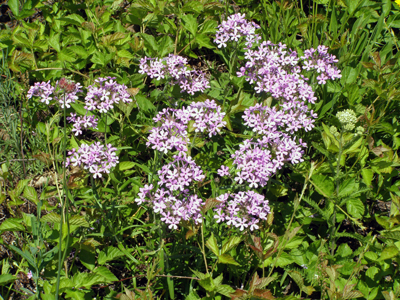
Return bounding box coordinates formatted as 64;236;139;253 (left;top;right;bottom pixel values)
182;14;198;36
206;233;219;256
198;275;215;292
218;254;240;265
215;284;235;297
195;33;215;49
200;20;218;34
136;94;155;114
361;169;374;187
0;274;16;286
378;246;399;261
94;266;118;282
119;161;135;171
158;35;174;57
221;236;241;254
338;178;359;198
69;215;89;227
140;33;157;54
311;174;334;198
58;48;76;62
8;0;19;17
23;186;38;204
346;198;364;219
9;245;36;268
41;212;61;224
0;218;25;233
98;246;124;265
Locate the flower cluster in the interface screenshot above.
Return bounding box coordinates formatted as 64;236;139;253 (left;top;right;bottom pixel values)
214;191;270;231
65;142;119;178
176;99;227;137
135;153;205;229
147;100;226;153
243;103;316;135
27;79;83;108
301;45;342;84
214;13;261;49
84;77;132;113
158;152;205;191
226;137;305;188
139;54;210;95
67;113;98;136
147;108;189;153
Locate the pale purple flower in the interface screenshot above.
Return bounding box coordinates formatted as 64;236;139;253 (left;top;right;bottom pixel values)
214;191;270;231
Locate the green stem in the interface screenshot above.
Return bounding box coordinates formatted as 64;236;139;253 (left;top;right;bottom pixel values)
55;88;70;299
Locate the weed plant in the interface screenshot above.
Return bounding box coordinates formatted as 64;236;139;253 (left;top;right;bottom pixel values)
0;0;400;299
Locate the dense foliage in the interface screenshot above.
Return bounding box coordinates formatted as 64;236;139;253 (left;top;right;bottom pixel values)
1;0;400;299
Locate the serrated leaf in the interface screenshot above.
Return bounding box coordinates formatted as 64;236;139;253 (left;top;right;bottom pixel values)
0;218;25;233
158;35;174;57
94;266;118;282
218;254;240;265
346;198;364;219
221;236;241;254
182;14;198;36
206;233;219;256
69;215;89;227
190;269;207;280
311;174;334;198
201;198;221;213
253;289;276;299
338;178;359;198
41;212;61;224
215;284;235;297
23;186;38;204
136;94;155;114
98;246;124;265
378;246;399;261
58;48;76;62
198;275;215;292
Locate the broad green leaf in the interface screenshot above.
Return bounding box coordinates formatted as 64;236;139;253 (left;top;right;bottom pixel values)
140;33;157;54
98;246;124;265
158;35;174;57
196;33;215;49
221;236;241;254
346;198;364;219
215;284;235;297
198;275;215;292
311;174;334;198
136;94;155;114
206;233;219;256
79;248;95;271
200;20;218;34
8;0;20;16
0;274;16;286
41;212;61;224
378;246;399;261
338;178;359;198
182;14;198;36
0;218;25;233
119;161;135;171
361;169;374;187
218;254;240;265
94;266;118;282
69;215;89;227
23;186;38;204
58;48;76;62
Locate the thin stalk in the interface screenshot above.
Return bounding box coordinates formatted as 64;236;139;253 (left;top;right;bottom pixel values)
331;131;343;256
200;223;209;275
55;88;70;299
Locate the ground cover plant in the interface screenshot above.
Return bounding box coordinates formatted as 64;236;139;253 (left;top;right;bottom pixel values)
1;0;400;299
